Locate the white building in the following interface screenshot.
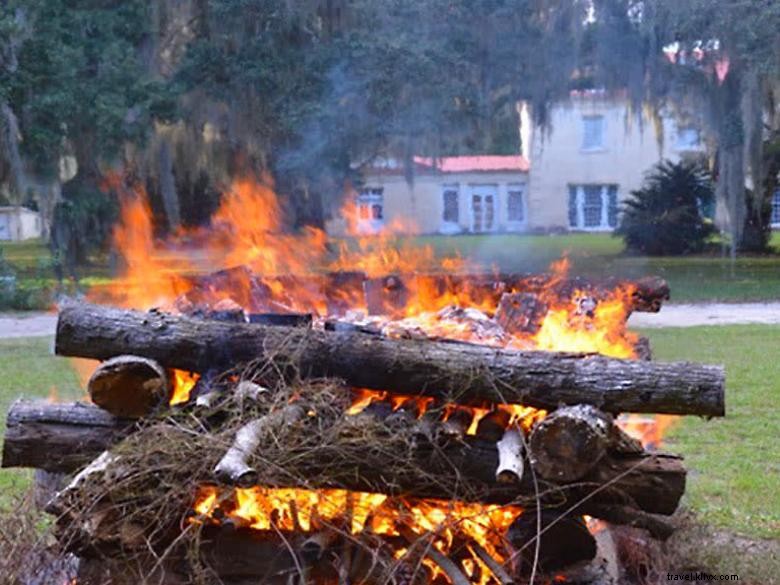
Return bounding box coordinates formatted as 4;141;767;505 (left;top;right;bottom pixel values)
0;206;43;241
326;92;707;236
527;91;705;231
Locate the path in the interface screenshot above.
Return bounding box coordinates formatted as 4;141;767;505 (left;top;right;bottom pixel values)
1;303;780;339
0;312;58;338
628;302;780;328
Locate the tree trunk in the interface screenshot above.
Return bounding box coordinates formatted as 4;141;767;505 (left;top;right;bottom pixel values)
158;137;182;230
55;303;725;416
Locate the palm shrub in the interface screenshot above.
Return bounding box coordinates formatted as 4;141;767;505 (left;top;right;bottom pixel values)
616;160;715;255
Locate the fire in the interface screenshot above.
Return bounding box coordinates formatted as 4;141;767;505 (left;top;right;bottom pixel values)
170;370;199;405
106;176;190;309
210;177;329;278
192;484;522;579
346;389;547;435
618;414;678;449
96;174;638;360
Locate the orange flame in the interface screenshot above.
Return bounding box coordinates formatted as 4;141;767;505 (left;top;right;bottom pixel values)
96;174;639;360
618;414;678;449
192;485;522;578
170;370;199;405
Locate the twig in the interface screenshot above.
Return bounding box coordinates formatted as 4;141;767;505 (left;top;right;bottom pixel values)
397;524;471;585
468;542;515;585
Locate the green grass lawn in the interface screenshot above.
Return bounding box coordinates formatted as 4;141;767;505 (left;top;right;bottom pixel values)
0;337;83;498
5;233;780;304
639;325;780;539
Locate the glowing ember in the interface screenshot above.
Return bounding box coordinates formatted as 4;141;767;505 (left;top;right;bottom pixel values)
192;484;522;576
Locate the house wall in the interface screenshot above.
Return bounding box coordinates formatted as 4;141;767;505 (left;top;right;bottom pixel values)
0;208;42;241
528;97;702;231
326;171;529;236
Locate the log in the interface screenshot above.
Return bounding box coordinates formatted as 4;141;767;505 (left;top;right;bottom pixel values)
182;269;669;316
1;399;133;473
528;405;612;482
87;355;169;418
9;400;686;522
55;303;726;416
508;511;597;574
213;404;306;487
494;292;547;335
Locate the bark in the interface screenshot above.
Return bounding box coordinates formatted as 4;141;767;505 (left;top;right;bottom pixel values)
56;303;726;417
495;428;524;484
87;355;169;418
528;405;612;482
213;404;306;487
585;504;675;541
1;399;133;473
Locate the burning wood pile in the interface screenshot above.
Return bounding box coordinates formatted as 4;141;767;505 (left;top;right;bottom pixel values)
2;268;724;585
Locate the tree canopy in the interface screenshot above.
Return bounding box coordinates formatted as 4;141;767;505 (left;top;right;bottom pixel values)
0;0;778;256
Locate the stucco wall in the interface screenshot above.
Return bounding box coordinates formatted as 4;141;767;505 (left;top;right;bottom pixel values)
327;171;529;236
528;97;697;231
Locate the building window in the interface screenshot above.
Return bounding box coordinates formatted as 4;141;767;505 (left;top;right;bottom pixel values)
442;186;459;223
507;187;525;223
582;115;605;151
772;189;780;227
675;126;701;150
607;185;618;227
568;184;619;230
357;188;384;221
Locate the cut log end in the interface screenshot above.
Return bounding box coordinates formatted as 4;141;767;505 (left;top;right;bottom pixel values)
87;355;169;418
529;404;611;482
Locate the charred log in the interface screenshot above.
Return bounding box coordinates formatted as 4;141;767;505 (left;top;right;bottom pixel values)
508;511;597;574
56;303;725;416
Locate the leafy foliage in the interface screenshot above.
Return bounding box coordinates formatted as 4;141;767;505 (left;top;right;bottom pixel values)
617;160;715;255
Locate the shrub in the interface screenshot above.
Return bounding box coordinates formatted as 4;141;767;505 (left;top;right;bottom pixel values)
616;160;715;255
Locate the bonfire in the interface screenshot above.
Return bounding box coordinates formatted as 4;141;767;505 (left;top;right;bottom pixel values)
2;178;725;585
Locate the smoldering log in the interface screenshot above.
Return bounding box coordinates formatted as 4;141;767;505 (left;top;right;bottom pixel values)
1;399;133;473
87;355;169;418
180;268;669;315
56;303;725;416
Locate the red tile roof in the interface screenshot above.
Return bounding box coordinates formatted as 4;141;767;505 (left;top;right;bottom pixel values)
413;155;530;173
